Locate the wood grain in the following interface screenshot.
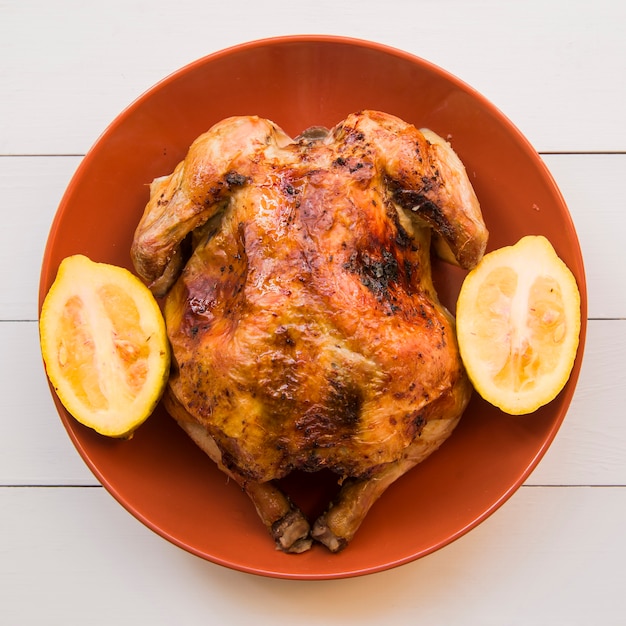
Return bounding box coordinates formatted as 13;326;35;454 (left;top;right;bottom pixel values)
1;1;625;154
2;485;625;623
2;0;624;622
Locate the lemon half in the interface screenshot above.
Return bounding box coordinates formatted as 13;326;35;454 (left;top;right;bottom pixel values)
456;235;581;415
40;255;170;437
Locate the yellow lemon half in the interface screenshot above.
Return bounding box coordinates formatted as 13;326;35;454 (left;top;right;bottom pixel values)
456;235;581;415
40;255;170;437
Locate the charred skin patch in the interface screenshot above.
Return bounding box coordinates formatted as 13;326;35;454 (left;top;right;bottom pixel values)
224;170;249;188
292;375;364;464
406;410;427;439
326;376;364;429
392;188;456;242
343;248;399;301
332;155;374;178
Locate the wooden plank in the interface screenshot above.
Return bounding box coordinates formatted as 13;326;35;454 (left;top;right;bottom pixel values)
0;321;97;486
543;154;626;320
0;156;81;320
3;153;624;321
3;319;623;487
0;0;624;155
527;319;626;486
2;484;625;623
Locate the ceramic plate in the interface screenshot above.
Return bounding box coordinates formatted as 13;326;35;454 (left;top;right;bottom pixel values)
39;35;587;579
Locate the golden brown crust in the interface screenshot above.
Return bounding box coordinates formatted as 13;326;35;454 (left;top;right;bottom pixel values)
137;111;483;481
132;110;486;551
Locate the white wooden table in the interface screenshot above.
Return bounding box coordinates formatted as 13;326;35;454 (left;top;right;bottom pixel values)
2;1;625;623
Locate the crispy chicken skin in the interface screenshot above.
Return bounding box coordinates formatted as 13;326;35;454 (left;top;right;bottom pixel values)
131;110;488;552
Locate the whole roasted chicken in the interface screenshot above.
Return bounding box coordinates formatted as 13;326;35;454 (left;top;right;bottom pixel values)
131;110;488;553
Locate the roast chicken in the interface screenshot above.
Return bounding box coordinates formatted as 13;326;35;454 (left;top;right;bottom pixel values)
131;110;488;553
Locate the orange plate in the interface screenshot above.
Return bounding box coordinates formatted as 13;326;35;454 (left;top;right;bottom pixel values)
39;35;587;579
